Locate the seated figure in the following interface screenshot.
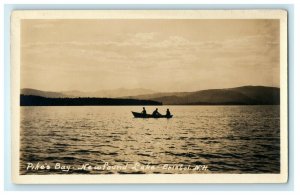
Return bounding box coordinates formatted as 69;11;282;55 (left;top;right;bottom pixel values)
166;108;171;117
141;107;147;115
152;108;161;116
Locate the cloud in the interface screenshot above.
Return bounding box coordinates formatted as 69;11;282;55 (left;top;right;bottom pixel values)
130;32;157;41
22;31;279;91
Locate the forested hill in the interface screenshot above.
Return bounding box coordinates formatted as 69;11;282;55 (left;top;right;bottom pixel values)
20;95;162;106
126;86;280;105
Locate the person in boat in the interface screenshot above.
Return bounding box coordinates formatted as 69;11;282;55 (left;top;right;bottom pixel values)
141;107;147;115
152;108;161;116
166;108;171;117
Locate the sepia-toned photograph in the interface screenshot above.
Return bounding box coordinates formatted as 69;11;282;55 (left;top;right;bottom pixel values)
11;10;288;183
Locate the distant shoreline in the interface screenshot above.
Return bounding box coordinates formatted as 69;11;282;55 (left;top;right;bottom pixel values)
20;86;280;106
20;94;279;106
20;95;162;106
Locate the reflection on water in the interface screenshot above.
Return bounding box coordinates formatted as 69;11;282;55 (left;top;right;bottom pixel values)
20;106;280;174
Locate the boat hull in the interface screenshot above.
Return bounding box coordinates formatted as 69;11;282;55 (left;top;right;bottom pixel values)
131;111;173;119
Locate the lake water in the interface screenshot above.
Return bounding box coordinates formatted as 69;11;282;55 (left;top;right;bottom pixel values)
20;106;280;174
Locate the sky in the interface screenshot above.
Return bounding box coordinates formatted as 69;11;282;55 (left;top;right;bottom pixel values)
21;19;280;92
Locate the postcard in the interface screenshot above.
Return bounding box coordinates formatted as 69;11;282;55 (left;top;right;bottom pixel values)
11;10;288;183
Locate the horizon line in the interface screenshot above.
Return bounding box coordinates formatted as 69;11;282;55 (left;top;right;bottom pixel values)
20;85;280;94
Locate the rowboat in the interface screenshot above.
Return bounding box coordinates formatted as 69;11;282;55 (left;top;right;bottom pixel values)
131;111;173;119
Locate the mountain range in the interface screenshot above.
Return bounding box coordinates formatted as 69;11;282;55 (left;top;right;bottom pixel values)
21;86;280;105
21;88;156;98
